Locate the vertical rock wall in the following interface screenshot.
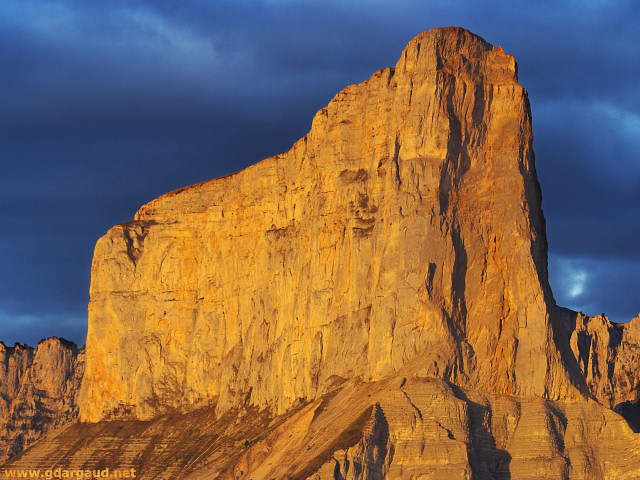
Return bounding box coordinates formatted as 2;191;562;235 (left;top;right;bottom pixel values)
79;27;584;422
0;338;84;462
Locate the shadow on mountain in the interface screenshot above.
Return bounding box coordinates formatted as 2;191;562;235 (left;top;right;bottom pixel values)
615;400;640;433
450;383;512;480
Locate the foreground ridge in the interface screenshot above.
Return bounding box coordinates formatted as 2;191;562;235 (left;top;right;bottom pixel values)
4;376;640;479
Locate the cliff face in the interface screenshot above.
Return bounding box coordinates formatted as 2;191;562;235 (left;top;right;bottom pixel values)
560;309;640;429
79;27;584;422
3;27;640;479
6;378;640;479
0;338;84;462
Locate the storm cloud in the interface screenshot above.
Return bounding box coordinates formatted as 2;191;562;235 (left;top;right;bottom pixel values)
1;0;638;346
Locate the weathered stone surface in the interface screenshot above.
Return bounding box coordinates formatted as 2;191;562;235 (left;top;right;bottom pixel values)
7;376;640;479
560;309;640;429
0;338;84;463
79;27;585;423
2;403;279;479
3;26;640;479
237;377;640;480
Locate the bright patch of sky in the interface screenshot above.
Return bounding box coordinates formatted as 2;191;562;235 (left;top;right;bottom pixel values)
567;270;587;298
549;253;640;322
552;256;589;300
549;255;592;315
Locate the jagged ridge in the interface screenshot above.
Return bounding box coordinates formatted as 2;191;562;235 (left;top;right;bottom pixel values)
80;26;582;422
0;338;84;462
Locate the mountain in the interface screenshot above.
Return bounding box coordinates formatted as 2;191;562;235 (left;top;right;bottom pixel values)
0;338;83;463
2;27;639;479
79;26;581;422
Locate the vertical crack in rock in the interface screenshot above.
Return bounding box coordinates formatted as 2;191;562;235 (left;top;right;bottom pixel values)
392;136;402;188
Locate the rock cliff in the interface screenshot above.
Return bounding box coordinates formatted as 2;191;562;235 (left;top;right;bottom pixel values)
0;338;84;462
2;26;640;480
79;27;586;422
561;309;640;430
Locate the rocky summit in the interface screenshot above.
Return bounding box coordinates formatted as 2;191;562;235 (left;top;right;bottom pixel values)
79;26;580;422
0;338;84;463
2;27;639;479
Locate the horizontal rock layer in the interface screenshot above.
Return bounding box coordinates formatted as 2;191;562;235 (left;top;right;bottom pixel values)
79;27;585;422
237;377;640;480
5;376;640;479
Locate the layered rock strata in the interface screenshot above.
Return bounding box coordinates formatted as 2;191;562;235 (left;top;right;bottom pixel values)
5;376;640;479
231;377;640;480
0;338;84;462
79;27;586;422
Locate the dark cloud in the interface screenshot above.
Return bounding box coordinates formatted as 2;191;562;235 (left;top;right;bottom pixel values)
1;0;639;345
534;98;640;261
549;254;640;323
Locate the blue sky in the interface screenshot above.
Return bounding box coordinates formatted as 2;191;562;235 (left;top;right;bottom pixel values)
1;0;638;346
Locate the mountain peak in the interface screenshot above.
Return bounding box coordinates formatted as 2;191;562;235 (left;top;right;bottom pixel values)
4;28;640;479
79;26;580;423
395;27;517;83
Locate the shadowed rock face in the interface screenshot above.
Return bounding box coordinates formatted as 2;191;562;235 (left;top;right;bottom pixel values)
0;338;84;462
79;27;585;423
560;309;640;431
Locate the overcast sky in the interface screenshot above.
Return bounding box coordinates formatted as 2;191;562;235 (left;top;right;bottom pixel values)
1;0;638;347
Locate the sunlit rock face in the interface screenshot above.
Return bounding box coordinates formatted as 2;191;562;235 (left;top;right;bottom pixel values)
0;338;84;462
79;27;586;422
223;378;640;480
4;27;640;480
560;309;640;424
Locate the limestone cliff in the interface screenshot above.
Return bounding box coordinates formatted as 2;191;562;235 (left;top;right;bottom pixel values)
560;309;640;430
3;26;640;480
0;338;84;462
80;27;586;422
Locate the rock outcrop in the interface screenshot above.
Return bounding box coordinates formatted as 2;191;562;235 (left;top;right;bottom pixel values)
0;338;84;462
5;376;640;479
79;27;586;423
560;309;640;430
2;26;640;479
230;377;640;480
